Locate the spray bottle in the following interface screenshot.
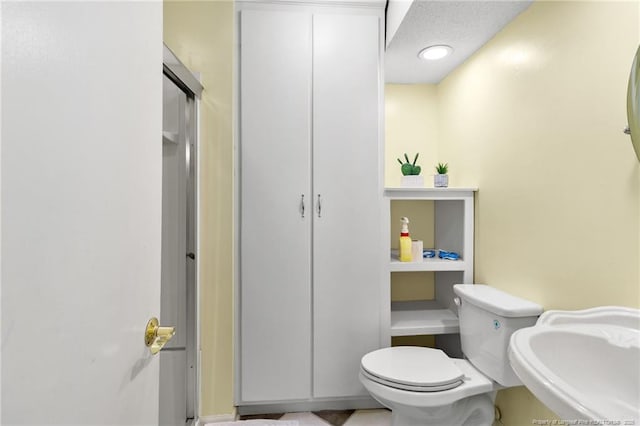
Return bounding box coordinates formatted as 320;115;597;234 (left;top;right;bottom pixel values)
399;217;412;262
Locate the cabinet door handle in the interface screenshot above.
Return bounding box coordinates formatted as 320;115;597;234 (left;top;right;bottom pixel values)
317;194;322;218
300;194;305;218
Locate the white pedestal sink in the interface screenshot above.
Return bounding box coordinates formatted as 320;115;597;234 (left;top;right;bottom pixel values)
508;306;640;422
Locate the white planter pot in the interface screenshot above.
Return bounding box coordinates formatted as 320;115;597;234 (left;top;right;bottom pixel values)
434;174;449;188
401;175;424;187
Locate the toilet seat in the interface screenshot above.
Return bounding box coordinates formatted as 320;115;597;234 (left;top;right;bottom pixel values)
360;347;465;392
360;367;463;392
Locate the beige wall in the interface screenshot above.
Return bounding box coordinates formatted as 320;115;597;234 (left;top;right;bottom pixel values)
386;84;440;187
387;1;640;423
164;1;235;417
438;0;639;308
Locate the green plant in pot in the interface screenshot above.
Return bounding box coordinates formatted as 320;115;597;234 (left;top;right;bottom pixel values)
397;153;421;176
397;153;424;187
434;162;449;188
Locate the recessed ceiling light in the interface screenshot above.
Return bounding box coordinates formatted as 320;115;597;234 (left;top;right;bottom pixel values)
418;45;453;61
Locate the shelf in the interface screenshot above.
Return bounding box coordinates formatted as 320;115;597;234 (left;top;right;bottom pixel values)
385;187;477;200
390;251;467;272
390;300;459;336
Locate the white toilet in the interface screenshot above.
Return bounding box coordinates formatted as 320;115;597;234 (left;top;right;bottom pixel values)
360;284;543;426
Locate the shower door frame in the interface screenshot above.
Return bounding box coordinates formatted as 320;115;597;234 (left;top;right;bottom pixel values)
162;43;203;425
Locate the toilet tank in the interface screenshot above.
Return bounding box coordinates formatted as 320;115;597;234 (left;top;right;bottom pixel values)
453;284;543;387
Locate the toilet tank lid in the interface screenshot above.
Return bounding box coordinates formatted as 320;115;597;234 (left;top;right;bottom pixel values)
453;284;543;317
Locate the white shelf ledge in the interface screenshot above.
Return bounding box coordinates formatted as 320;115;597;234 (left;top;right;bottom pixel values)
390;252;467;272
385;187;477;200
390;300;459;336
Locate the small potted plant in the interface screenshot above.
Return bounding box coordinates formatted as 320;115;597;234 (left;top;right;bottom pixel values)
397;153;423;187
434;162;449;188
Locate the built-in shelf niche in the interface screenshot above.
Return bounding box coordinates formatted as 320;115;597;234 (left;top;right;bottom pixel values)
385;187;476;358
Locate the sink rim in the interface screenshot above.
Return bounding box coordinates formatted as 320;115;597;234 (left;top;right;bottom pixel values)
508;306;640;421
537;305;640;329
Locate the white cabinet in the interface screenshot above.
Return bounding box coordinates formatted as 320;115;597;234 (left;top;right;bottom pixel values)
238;2;384;406
384;188;476;356
239;9;313;403
312;12;383;399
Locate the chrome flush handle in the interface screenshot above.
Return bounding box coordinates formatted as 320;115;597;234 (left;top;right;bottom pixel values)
300;194;305;218
317;194;322;218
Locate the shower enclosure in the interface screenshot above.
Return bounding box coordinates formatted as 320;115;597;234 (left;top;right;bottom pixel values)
161;44;203;425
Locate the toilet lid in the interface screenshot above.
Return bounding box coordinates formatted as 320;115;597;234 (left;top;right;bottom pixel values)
361;347;465;389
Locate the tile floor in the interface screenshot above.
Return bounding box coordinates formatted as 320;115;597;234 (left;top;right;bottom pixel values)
238;409;391;426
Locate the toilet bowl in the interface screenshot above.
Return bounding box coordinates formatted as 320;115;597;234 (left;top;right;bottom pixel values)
360;347;495;426
360;284;543;426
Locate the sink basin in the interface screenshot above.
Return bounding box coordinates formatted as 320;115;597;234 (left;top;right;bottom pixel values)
509;306;640;421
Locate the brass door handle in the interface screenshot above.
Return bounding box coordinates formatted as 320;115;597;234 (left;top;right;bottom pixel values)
144;317;175;355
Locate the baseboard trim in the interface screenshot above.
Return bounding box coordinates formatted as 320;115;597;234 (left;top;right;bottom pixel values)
197;412;237;425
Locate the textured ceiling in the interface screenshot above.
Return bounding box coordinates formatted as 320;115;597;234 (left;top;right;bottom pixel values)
385;0;533;83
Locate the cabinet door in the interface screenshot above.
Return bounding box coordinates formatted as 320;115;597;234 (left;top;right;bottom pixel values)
240;9;312;402
312;13;382;398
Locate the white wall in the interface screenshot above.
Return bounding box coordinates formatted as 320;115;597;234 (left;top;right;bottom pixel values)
386;0;414;48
